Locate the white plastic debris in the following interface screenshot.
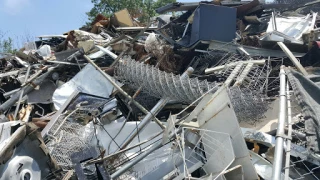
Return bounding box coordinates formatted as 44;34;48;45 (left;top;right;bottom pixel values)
36;45;52;59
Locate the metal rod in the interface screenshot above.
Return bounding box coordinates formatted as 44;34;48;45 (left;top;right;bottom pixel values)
120;98;169;150
96;45;118;60
111;139;164;179
53;108;79;136
277;42;308;76
103;34;126;48
13;66;31;120
0;70;20;78
284;81;293;180
272;66;287;180
111;128;181;179
182;22;189;38
85;130;163;165
45;60;86;66
266;56;271;93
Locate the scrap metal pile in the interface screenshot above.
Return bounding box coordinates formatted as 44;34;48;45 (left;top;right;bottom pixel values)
2;0;320;179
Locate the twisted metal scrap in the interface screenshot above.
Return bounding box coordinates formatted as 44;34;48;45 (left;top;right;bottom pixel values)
116;59;219;103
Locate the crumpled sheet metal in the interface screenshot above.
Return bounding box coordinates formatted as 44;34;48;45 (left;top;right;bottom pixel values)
52;64;115;110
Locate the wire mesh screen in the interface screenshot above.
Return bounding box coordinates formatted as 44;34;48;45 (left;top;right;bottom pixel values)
228;87;269;124
45;112;94;170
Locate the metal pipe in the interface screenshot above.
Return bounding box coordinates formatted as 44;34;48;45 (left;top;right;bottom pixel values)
14;66;31;120
96;45;118;59
265;56;271;93
182;22;189;38
272;66;287;180
83;55;163;126
120;98;169;150
284;81;293;180
3;88;20;98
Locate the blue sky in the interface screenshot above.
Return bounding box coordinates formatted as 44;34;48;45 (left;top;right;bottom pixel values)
0;0;92;47
0;0;196;47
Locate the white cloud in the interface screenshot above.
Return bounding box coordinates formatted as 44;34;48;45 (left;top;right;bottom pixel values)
3;0;30;15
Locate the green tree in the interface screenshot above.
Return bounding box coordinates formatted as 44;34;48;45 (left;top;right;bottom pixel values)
0;32;15;55
87;0;176;23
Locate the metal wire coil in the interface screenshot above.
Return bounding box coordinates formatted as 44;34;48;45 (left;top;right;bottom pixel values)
116;59;219;103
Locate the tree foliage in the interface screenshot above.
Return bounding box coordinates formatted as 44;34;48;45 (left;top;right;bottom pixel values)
0;32;15;55
87;0;176;23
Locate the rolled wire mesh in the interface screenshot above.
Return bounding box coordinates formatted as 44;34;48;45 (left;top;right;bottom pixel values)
115;58;219;103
